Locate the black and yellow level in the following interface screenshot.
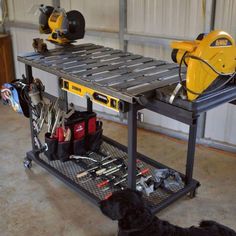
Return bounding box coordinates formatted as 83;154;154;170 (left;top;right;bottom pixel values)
61;79;120;112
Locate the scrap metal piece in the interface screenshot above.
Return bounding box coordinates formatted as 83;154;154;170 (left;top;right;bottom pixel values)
32;38;48;53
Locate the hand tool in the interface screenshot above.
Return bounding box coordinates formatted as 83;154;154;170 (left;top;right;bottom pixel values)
153;169;183;191
82;159;126;179
47;99;58;133
98;159;141;177
95;163;125;176
64;128;71;142
50;108;62;138
97;168;149;189
36;103;50;133
171;30;236;101
39;5;85;45
70;155;98;162
102;168;150;192
76;156;117;178
136;175;154;196
32;38;48;53
29;83;42;107
51;104;75;140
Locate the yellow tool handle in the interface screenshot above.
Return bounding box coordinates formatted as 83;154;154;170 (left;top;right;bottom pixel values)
77;171;89;178
95;168;107;175
171;41;198;52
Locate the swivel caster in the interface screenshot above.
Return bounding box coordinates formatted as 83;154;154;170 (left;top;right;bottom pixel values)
189;189;197;199
23;158;32;169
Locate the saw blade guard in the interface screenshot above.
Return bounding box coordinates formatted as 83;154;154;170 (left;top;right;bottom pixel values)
39;5;54;34
171;30;236;101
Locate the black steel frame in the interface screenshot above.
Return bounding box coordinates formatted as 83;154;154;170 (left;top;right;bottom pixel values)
24;63;206;214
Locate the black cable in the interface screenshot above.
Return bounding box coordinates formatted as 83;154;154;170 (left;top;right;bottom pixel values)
185;54;235;76
178;53;236;96
20;83;40;117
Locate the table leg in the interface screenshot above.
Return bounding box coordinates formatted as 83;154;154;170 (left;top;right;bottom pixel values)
87;97;93;113
185;118;198;185
25;65;36;152
127;103;137;190
58;80;68;111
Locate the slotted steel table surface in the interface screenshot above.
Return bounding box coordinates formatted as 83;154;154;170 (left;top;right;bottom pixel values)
18;43;185;104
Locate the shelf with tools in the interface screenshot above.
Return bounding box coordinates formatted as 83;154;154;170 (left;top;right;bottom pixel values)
26;136;198;213
18;42;236;214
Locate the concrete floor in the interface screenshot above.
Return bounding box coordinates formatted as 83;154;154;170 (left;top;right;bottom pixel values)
0;103;236;236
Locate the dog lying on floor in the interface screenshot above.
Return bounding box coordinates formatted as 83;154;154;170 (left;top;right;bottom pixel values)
100;189;236;236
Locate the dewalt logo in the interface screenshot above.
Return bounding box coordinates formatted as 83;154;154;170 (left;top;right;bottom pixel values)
211;38;232;47
215;39;228;46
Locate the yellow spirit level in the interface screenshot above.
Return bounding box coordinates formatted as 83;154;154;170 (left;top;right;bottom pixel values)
61;79;120;112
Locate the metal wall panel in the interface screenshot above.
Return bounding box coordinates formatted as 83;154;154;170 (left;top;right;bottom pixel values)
7;0;52;22
214;0;236;38
126;0;205;133
205;104;236;145
204;0;236;145
127;0;204;37
61;0;119;31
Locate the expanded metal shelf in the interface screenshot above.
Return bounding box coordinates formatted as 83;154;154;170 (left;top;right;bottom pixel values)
27;136;199;213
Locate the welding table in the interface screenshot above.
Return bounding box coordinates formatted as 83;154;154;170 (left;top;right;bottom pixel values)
18;43;236;213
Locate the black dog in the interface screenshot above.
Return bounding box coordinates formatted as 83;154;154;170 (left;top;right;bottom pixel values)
100;189;236;236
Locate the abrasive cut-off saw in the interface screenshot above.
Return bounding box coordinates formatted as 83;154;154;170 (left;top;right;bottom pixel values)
39;5;85;45
171;30;236;101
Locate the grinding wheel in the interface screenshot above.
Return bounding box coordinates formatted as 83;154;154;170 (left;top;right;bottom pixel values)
39;5;54;34
65;10;85;40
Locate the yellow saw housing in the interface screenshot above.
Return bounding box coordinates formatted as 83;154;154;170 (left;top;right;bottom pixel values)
171;30;236;101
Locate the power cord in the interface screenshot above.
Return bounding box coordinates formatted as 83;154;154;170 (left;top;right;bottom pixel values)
178;52;236;96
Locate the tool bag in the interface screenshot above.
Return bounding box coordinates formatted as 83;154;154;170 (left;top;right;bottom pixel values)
44;111;103;162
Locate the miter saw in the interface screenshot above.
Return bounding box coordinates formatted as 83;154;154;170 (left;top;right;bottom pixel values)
170;30;236;101
39;5;85;45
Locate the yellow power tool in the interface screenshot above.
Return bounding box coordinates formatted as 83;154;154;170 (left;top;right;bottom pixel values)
171;30;236;101
39;5;85;45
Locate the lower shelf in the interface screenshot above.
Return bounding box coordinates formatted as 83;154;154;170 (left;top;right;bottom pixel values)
26;136;200;214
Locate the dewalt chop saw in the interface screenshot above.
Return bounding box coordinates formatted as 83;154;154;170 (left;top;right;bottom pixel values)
170;30;236;102
39;5;85;45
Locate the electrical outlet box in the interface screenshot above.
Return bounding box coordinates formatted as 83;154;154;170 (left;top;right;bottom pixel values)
137;112;144;122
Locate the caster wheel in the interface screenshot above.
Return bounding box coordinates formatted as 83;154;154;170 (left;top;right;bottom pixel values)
189;189;197;199
23;158;32;169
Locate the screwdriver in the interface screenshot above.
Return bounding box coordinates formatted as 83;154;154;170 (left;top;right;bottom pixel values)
98;168;149;189
103;169;150;199
77;157;120;178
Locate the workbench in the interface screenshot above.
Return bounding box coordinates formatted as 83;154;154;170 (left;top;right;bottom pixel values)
18;43;236;213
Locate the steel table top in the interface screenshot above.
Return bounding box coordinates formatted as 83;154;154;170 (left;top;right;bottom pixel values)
18;43;185;103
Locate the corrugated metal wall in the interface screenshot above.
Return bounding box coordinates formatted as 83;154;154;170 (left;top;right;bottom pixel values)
126;0;206;133
204;0;236;145
8;0;236;146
